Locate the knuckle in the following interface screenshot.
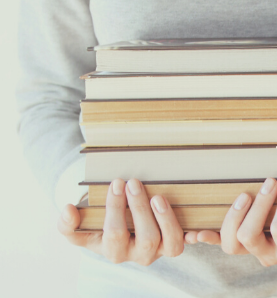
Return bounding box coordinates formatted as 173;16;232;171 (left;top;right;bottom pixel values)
222;248;233;255
162;221;174;235
221;244;240;255
260;260;270;267
141;239;156;252
104;228;129;243
86;232;102;243
164;245;184;258
237;230;257;247
175;230;185;242
132;203;148;214
164;252;177;258
162;223;183;240
106;200;124;210
259;258;277;268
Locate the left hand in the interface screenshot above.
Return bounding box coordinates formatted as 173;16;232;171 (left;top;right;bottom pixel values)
184;178;277;267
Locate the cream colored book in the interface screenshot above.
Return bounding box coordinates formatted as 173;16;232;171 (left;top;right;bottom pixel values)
81;72;277;100
82;145;277;183
81;120;277;147
90;38;277;73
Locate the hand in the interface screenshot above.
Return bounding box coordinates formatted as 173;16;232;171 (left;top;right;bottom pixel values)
190;178;277;267
58;178;186;266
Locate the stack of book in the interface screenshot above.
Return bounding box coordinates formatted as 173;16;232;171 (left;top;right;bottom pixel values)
76;38;277;233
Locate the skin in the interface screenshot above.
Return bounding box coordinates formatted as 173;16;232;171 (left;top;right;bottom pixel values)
58;177;277;267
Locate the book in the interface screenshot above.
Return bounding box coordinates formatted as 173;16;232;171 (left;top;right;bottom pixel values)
75;199;277;232
79;180;277;206
80;72;277;100
89;38;277;73
81;98;277;122
81;120;277;147
81;145;277;183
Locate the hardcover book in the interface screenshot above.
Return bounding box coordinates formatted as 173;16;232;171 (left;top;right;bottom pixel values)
88;38;277;73
78;181;277;206
80;71;277;100
75;199;277;232
81;145;277;183
81;120;277;147
81;98;277;122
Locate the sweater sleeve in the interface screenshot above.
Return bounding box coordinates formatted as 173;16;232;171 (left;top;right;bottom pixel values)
16;0;97;209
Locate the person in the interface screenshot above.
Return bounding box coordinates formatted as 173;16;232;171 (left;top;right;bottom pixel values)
17;0;277;297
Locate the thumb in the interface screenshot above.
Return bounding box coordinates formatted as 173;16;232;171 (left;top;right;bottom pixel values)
57;204;103;251
57;204;81;236
57;204;90;247
197;230;221;245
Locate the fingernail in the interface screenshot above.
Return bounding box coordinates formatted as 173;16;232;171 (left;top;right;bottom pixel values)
260;178;276;195
127;179;141;196
152;195;167;213
62;207;72;223
112;179;125;196
234;193;250;210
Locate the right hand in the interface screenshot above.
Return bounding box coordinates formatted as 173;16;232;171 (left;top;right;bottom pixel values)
57;178;187;266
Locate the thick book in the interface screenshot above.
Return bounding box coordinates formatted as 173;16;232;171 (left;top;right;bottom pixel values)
88;38;277;73
81;120;277;147
78;181;277;206
81;98;277;122
75;199;277;232
81;145;277;183
80;72;277;100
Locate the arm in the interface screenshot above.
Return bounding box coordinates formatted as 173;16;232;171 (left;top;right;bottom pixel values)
16;0;98;209
16;1;188;265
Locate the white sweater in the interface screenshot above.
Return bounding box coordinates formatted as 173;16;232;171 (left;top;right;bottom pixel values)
16;0;277;297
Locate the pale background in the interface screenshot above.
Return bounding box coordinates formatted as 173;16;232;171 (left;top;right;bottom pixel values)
0;2;80;297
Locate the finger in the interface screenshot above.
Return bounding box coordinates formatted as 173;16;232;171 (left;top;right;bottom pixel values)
58;204;80;236
220;193;252;255
150;195;184;257
57;204;102;254
271;207;277;246
184;231;199;244
197;230;221;245
102;179;130;263
126;179;161;265
237;178;277;258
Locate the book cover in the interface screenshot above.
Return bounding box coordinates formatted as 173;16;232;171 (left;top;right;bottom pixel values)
90;37;277;51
